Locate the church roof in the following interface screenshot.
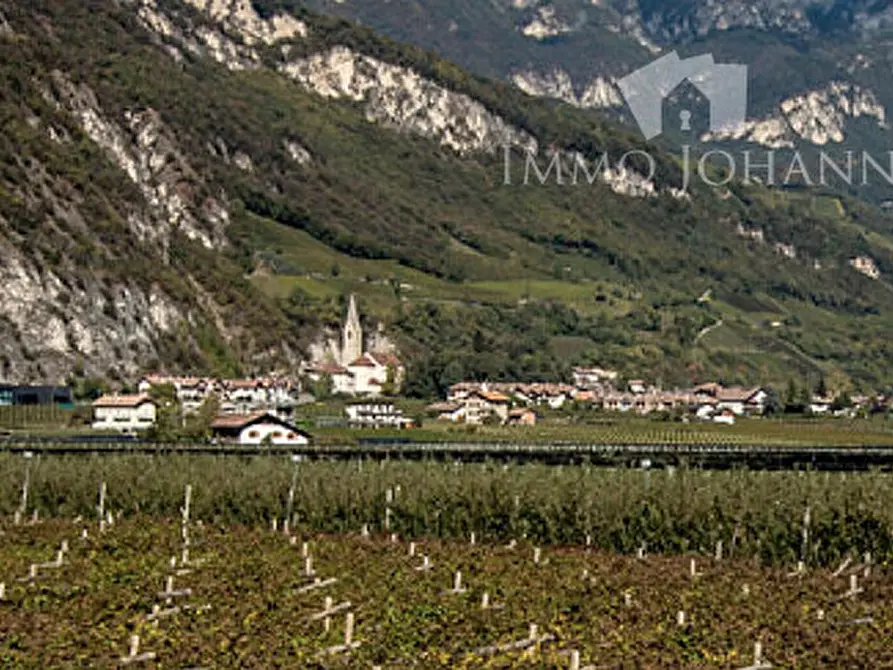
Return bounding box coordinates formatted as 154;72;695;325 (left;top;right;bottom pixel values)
349;354;378;368
369;351;403;368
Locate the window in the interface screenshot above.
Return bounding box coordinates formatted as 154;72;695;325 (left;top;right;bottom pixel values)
272;431;283;439
247;430;259;438
287;433;296;439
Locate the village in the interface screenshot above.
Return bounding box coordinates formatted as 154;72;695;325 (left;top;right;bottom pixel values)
1;296;890;446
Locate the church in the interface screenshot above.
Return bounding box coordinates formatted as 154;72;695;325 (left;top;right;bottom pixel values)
304;295;405;397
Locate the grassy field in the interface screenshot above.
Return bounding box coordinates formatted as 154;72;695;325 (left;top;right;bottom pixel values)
1;516;890;667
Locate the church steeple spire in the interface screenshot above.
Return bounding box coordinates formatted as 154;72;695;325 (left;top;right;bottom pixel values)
341;294;363;365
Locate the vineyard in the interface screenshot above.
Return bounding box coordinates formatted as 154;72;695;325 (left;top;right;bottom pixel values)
2;455;892;666
1;516;890;667
311;417;893;448
2;456;893;565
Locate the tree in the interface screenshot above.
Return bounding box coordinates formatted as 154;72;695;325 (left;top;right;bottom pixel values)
784;379;806;414
815;376;828;399
831;390;853;412
183;393;221;441
762;386;782;416
308;374;334;401
70;377;107;401
146;383;182;442
380;365;398;397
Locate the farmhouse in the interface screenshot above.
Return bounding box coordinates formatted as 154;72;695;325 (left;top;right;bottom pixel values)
628;380;647;394
713;408;737;425
210;412;311;446
716;387;767;416
426;389;511;425
809;395;833;415
464;390;510;424
92;394;157;432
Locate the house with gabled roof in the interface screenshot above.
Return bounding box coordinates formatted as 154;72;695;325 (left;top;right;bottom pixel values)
210;412;311;446
716;386;767;416
92;394;157;432
426;389;510;425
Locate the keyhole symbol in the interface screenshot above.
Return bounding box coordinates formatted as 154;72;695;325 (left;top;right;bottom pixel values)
680;109;692;132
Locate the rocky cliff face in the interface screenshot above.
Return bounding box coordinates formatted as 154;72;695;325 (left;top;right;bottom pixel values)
45;71;229;251
610;0;893;44
0;0;313;383
281;47;538;156
0;248;185;383
703;81;887;147
135;0;539;156
512;69;622;109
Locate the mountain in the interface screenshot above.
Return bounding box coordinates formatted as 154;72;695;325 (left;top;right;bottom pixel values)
1;0;892;394
300;1;893;182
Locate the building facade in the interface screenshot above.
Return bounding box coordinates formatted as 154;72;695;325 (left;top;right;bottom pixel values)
92;395;157;432
210;412;311;446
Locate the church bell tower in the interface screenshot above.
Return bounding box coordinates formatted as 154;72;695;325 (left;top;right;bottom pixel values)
341;294;363;365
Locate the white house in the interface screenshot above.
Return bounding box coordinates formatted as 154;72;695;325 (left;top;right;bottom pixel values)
210;412;311;446
713;409;737;425
716;387;767;416
432;390;510;425
809;396;833;415
138;375;300;414
306;352;404;398
92;394;157;432
345;402;414;429
628;380;647;394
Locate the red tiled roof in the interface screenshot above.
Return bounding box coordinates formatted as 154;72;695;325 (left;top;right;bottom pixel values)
225;379;261;389
210;412;273;430
369;351;403;368
717;387;761;403
348;354;378;368
311;363;349;375
93;394;154;408
476;391;510;403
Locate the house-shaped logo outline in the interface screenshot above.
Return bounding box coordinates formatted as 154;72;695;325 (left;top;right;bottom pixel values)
617;51;748;140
